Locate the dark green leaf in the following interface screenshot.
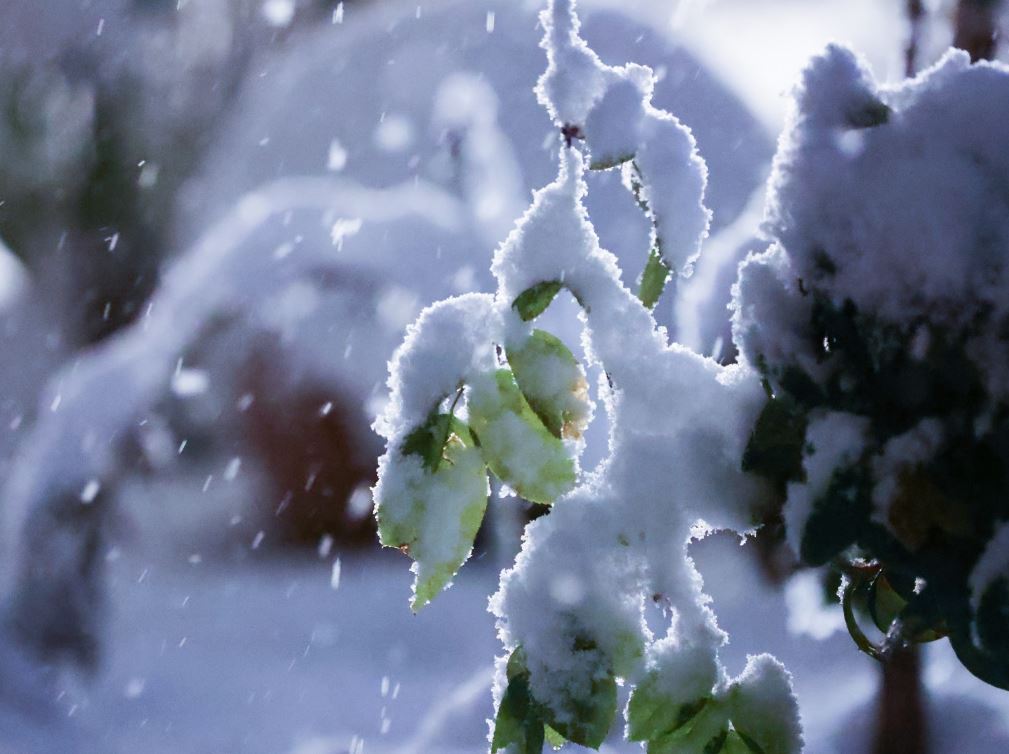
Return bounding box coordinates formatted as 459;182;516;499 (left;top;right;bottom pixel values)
402;413;458;472
845;100;891;129
868;573;906;634
703;730;729;754
493;649;546;754
950;624;1009;691
800;464;870;566
513;281;563;321
638;248;671;311
977;577;1009;656
544;671;617;749
627;677;707;742
742;394;807;490
733;729;768;754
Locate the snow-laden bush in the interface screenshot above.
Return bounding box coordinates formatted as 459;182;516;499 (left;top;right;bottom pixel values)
374;2;801;751
375;0;1009;751
734;43;1009;690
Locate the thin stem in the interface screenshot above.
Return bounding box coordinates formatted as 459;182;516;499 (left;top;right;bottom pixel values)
625;161;673;309
842;575;885;662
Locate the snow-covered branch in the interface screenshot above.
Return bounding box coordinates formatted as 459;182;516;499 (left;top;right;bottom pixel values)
0;174;463;668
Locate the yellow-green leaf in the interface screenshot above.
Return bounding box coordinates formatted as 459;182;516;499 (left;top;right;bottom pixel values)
468;369;576;504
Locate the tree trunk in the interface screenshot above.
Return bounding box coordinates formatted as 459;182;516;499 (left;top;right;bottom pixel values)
953;0;1002;62
906;0;926;76
873;644;928;754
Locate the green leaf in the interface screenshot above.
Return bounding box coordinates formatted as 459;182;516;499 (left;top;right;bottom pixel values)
732;730;768;754
627;675;708;742
493;649;548;754
638;248;671;310
800;464;870;566
543;671;617;749
742;394;807;490
867;573;906;634
375;418;489;611
468;369;576;504
544;725;567;750
506;646;531;680
492;670;546;754
724;730;765;754
845;99;891;129
590;152;634;171
402;412;456;472
646;704;729;754
507;330;589;440
976;577;1009;656
513;281;563;322
724;655;802;754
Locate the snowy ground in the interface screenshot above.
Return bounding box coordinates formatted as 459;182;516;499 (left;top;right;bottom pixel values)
4;528;1008;754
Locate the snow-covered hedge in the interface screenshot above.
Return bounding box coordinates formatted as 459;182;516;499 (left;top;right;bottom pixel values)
734;43;1009;690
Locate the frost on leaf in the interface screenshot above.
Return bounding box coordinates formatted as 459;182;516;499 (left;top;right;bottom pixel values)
725;655;803;754
467;369;576;504
628;653;801;754
375;416;489;610
536;0;710;281
512;280;563;322
507;330;591;440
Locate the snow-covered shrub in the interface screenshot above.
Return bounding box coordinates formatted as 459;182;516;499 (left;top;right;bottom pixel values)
375;0;1009;749
374;1;801;751
733;45;1009;689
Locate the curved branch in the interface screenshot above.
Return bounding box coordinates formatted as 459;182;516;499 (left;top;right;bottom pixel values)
0;174;463;667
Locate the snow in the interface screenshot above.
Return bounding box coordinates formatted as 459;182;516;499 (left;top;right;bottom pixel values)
536;0;617;128
0;174;466;690
759;46;1009;343
725;654;803;754
783;412;869;558
486;147;777;741
537;0;711;275
374;1;787;740
1;0;1006;751
376;294;497;439
733;34;1009;618
1;508;1008;753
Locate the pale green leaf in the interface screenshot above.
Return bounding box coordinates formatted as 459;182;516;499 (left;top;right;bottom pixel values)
468;369;576;504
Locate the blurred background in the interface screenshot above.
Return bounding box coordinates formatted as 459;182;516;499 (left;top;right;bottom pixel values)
0;1;1007;752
